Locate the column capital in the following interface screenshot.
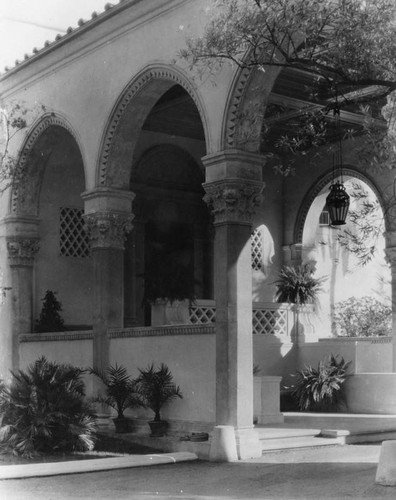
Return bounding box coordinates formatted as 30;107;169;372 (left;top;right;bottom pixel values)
202;149;266;183
7;237;40;267
203;179;264;225
83;211;134;250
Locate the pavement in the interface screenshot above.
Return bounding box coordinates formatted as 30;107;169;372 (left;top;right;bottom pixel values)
1;444;396;500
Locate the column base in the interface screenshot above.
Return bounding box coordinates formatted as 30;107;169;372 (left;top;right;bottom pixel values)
235;427;262;460
209;425;262;461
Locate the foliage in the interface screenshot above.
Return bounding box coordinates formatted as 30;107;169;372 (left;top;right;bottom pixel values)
274;264;326;305
35;290;65;333
291;354;351;412
333;296;391;337
0;357;96;457
135;364;183;422
89;364;144;419
0;101;46;191
182;0;396;99
335;182;385;265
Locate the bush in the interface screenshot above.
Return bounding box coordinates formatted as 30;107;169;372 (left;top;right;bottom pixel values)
333;296;391;337
274;264;326;305
35;290;65;333
0;357;96;457
291;355;351;412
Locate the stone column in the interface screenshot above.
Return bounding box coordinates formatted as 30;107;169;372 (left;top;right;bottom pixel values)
385;233;396;371
202;149;265;460
4;216;40;371
83;189;134;373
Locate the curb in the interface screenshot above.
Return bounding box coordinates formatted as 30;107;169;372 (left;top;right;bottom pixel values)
0;452;198;480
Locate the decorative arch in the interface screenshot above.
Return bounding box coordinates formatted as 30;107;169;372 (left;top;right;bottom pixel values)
222;62;281;152
293;166;387;244
10;113;84;216
98;64;210;189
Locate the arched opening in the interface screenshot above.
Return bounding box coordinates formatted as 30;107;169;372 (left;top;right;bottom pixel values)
302;176;391;337
123;84;211;326
32;125;91;330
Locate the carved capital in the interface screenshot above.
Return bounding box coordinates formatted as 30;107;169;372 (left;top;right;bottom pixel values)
203;179;264;225
7;237;40;266
83;211;134;250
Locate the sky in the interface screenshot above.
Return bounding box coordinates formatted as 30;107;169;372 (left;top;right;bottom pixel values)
0;0;110;71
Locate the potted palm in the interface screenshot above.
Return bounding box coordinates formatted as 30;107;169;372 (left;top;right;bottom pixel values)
89;364;144;433
135;363;183;437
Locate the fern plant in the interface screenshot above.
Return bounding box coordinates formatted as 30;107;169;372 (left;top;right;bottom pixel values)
291;355;351;412
274;264;326;305
0;357;96;457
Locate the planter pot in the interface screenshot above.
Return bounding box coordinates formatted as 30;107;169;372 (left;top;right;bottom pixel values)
148;420;169;437
113;417;133;433
151;299;190;326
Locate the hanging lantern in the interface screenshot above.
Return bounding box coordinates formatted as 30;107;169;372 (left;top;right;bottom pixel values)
326;180;350;225
326;100;350;226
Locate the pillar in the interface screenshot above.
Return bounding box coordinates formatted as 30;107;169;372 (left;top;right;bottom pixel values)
385;235;396;371
4;216;40;371
83;188;134;373
202;149;265;460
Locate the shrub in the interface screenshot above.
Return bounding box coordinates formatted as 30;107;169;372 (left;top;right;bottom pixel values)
35;290;65;332
333;296;391;337
0;357;96;457
291;355;351;412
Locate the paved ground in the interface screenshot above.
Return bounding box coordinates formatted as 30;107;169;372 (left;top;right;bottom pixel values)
1;445;395;500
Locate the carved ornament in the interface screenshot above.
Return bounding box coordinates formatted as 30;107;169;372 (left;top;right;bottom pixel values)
203;180;264;225
7;238;40;266
83;211;134;250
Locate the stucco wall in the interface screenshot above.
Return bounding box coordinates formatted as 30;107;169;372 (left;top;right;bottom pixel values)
109;331;216;423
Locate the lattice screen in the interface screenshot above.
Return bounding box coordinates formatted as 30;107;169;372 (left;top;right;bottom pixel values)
190;305;216;324
253;308;288;335
59;207;90;258
251;228;263;271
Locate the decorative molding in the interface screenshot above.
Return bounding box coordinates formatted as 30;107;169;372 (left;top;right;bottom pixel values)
7;237;40;266
11;114;81;215
83;211;134;250
19;331;93;342
203;179;264;225
99;65;208;187
109;324;215;339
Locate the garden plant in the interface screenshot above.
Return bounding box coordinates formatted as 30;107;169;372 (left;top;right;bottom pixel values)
290;354;351;412
0;357;96;457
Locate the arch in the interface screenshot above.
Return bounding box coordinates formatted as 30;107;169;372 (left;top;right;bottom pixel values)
293;167;387;244
222;62;281;152
10;113;85;216
97;64;210;188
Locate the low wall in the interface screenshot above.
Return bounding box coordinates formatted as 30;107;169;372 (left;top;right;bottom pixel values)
109;325;216;424
346;373;396;414
19;331;94;393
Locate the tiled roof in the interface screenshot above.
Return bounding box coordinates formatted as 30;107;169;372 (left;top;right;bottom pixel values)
1;1;127;75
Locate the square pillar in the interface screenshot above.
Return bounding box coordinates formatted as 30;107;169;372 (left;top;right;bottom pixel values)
203;150;265;460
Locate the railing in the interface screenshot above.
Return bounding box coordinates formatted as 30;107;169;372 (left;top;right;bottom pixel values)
190;300;293;336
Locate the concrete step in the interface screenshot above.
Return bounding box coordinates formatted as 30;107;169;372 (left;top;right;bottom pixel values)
256;427;343;451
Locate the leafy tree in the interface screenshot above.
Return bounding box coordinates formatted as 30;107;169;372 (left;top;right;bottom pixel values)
35;290;65;333
0;357;96;457
333;296;391;337
182;0;396;101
